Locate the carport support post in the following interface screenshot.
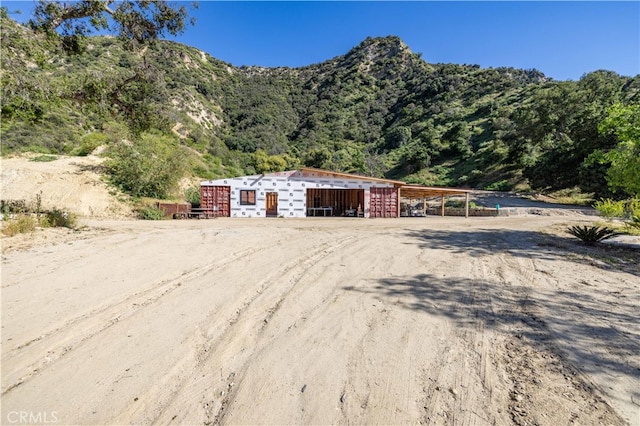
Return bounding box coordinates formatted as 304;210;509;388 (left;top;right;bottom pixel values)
465;192;469;218
441;195;445;217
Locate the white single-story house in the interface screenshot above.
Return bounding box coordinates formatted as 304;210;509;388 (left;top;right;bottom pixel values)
200;167;471;218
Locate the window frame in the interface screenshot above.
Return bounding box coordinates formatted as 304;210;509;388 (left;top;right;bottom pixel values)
239;189;256;206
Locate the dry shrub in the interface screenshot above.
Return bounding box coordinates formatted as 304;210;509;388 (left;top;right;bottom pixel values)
2;214;37;236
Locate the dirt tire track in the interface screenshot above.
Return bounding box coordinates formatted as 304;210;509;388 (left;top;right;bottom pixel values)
485;242;629;426
1;238;293;395
2;216;637;425
134;234;361;425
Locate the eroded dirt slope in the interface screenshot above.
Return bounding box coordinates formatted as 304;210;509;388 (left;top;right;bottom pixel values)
1;155;133;217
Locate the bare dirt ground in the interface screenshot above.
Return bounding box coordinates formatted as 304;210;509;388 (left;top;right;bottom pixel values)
1;155;639;425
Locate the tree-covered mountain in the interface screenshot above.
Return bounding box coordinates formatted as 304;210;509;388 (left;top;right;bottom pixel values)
2;11;638;199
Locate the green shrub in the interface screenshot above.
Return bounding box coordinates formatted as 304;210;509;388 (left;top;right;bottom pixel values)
593;198;625;218
484;180;511;191
45;209;77;228
445;200;478;209
1;200;28;215
105;131;186;199
184;185;201;207
566;225;620;245
2;214;37;236
30;154;58;162
138;206;165;220
627;199;640;218
73;132;108;156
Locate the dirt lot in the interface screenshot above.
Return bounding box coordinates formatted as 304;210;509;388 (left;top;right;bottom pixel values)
1;155;639;424
2;213;639;425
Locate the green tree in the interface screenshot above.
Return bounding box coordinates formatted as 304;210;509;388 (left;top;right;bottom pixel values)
29;0;195;48
597;103;640;197
405;145;431;173
304;146;333;169
442;121;472;158
18;1;197;138
385;126;412;149
105;130;186;198
518;77;624;195
253;149;290;174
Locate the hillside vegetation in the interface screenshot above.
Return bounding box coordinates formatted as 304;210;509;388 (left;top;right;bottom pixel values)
2;11;638;201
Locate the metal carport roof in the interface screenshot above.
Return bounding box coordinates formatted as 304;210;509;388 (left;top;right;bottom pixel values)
400;185;471;199
399;185;472;217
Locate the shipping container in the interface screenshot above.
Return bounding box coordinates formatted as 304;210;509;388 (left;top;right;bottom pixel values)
369;187;398;218
201;185;230;217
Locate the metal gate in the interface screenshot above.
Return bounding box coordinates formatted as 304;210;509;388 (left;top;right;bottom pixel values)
369;187;398;218
200;185;230;217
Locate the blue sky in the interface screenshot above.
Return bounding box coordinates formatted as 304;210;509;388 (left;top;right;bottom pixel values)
4;1;639;81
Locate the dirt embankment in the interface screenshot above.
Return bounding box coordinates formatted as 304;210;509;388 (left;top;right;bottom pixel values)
1;155;133;218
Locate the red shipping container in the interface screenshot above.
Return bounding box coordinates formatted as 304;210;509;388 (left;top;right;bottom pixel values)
369;187;398;218
201;185;230;217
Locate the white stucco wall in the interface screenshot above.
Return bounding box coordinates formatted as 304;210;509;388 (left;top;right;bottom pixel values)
201;170;396;218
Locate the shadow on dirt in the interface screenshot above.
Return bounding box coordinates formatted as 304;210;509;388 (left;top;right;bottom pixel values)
343;226;639;384
74;162;108;174
344;270;639;386
403;228;640;278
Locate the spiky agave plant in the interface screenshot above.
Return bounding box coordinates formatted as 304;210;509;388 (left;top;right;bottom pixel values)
566;225;620;245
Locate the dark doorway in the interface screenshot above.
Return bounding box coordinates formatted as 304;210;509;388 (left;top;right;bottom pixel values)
306;189;364;217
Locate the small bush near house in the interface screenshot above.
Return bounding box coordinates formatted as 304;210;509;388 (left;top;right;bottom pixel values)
138;206;165;220
105;131;186;199
566;225;620;245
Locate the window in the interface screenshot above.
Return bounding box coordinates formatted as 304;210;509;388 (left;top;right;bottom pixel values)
240;190;256;205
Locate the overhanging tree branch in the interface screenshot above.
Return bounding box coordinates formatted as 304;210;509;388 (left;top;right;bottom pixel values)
29;0;195;44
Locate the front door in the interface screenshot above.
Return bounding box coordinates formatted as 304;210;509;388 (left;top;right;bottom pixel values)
266;192;278;217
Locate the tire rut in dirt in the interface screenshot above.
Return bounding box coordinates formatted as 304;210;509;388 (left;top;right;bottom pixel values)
420;256;501;425
139;235;361;425
490;250;627;425
1;238;290;396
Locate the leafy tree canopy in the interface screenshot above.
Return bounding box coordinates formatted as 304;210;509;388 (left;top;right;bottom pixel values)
597;103;640;197
29;0;195;48
105;130;186;198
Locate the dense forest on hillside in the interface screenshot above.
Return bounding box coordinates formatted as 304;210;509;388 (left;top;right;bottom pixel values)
2;10;639;201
